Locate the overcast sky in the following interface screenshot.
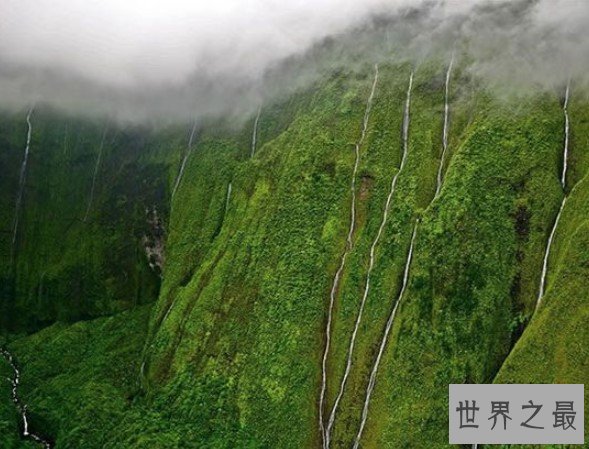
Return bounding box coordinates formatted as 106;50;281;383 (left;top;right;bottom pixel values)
0;0;587;122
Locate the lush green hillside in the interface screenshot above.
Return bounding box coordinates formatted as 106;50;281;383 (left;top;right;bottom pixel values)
362;92;566;448
494;97;589;449
0;62;587;449
0;110;173;331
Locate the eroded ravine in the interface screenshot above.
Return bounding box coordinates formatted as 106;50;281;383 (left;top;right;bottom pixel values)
319;64;379;449
1;348;52;448
324;70;413;449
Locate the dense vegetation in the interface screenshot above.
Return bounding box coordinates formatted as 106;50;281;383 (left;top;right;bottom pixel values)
0;111;172;331
0;58;587;449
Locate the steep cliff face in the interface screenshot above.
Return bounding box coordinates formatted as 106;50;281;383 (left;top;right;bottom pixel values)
495;99;589;401
0;61;588;449
0;109;174;331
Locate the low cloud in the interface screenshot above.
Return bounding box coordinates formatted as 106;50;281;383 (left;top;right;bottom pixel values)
0;0;587;123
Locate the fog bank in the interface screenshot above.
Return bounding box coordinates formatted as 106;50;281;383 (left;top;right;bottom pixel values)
0;0;587;123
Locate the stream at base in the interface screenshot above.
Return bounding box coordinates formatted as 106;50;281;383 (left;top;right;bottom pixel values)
1;347;52;448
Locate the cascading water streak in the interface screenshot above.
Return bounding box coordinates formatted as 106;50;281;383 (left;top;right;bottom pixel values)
159;120;200;326
324;70;412;449
171;120;198;199
561;81;570;188
319;64;379;449
436;53;454;197
351;64;459;447
352;220;418;449
225;182;232;214
83;127;108;222
11;107;34;258
1;348;52;448
536;83;571;309
250;106;261;158
536;196;567;307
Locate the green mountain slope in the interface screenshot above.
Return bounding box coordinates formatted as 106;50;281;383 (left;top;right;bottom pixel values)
0;62;587;448
0;110;173;330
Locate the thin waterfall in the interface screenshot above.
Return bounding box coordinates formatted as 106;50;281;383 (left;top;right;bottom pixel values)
225;182;232;214
139;361;146;381
83;127;108;222
536;82;571;309
536;197;567;307
436;53;455;197
171;120;198;199
325;70;414;449
1;348;52;448
161;299;175;323
11;107;34;258
250;106;261;158
162;119;199;323
561;82;570;188
492;85;572;449
352;220;418;449
350;66;450;448
319;64;379;449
